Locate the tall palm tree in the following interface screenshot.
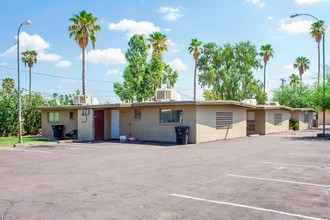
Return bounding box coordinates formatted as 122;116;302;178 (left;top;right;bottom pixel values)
69;10;101;99
21;50;38;95
148;32;168;55
2;78;15;94
310;20;325;86
259;44;274;93
188;38;203;100
293;56;310;85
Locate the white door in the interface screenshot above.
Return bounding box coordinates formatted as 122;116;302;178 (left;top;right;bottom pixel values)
111;110;120;139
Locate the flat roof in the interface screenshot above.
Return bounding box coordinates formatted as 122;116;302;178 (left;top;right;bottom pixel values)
36;100;307;112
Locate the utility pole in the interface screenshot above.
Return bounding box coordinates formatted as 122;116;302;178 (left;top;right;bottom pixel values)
280;78;286;91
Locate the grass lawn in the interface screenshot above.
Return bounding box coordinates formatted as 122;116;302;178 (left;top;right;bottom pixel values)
0;137;53;147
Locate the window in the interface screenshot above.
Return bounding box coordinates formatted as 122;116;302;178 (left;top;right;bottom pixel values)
134;110;141;120
274;113;282;126
48;112;59;122
216;112;233;129
160;109;183;123
247;112;256;131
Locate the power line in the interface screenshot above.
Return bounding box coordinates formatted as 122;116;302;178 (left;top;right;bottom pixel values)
0;65;117;83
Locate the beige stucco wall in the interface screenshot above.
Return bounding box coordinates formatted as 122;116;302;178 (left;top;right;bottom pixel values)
318;111;330;125
119;105;196;143
41;110;78;139
77;109;94;141
265;110;290;134
291;111;313;130
196;106;247;143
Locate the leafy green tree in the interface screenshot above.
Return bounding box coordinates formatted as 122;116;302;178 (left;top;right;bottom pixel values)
69;10;101;98
310;20;325;86
293;56;310;85
114;34;149;102
0;79;18;136
163;64;179;88
22;50;38;95
305;70;330;115
260;44;274;93
0;78;47;136
198;41;265;103
22;93;47;134
188;38;204;100
273;84;312;108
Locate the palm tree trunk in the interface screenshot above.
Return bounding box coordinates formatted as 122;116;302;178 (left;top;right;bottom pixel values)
29;67;32;96
82;47;86;98
317;42;320;86
263;62;267;93
193;59;197;100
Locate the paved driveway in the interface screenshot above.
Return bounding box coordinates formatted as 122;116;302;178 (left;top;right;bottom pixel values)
0;130;329;220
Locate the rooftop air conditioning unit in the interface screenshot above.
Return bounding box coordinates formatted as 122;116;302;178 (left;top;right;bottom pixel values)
269;101;280;106
73;95;91;105
156;88;177;101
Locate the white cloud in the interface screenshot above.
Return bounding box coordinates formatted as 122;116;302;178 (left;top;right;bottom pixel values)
267;16;274;20
167;39;180;53
244;0;265;8
39;52;62;61
278;19;312;34
85;48;126;65
294;0;330;4
55;60;71;68
0;62;8;66
0;32;62;61
163;28;172;32
108;19;160;37
158;6;184;21
168;58;186;71
106;69;120;75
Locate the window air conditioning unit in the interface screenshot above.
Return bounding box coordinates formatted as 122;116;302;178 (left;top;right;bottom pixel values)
73;95;91;105
156;88;177;101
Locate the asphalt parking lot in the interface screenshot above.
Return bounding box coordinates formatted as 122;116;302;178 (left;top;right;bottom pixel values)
0;130;329;220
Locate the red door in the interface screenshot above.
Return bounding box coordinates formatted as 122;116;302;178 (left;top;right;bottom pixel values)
94;110;104;140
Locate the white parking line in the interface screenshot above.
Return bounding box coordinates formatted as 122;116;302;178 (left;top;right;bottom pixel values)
227;174;330;188
262;162;329;169
171;194;327;220
289;153;329;157
0;148;53;154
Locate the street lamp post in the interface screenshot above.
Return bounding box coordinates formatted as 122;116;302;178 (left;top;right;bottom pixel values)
17;20;31;144
290;13;326;135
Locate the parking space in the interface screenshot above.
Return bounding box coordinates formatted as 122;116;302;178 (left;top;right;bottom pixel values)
0;130;329;219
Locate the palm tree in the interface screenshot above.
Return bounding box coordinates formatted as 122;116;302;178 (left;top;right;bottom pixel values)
148;32;168;55
188;38;203;100
310;20;325;86
259;44;274;93
69;10;101;98
21;50;38;95
2;78;15;94
289;73;300;93
293;56;310;85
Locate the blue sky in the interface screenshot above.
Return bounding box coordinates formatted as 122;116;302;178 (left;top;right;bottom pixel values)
0;0;330;103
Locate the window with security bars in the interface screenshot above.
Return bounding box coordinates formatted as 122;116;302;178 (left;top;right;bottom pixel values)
216;112;233;129
274;113;282;126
